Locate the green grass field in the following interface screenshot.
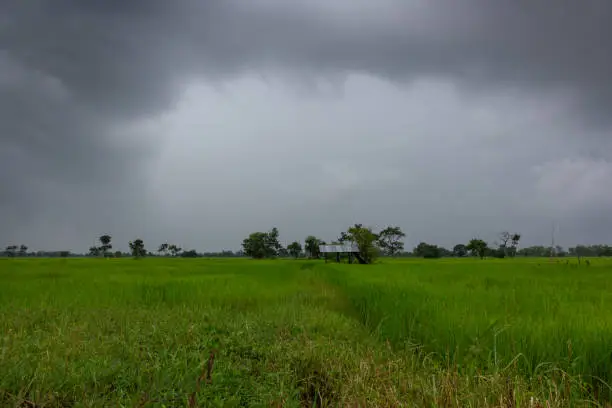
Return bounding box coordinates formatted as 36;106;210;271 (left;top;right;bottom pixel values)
0;257;611;407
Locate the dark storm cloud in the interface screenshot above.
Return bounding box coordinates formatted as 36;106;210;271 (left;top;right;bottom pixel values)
1;0;612;250
5;1;611;120
199;1;612;126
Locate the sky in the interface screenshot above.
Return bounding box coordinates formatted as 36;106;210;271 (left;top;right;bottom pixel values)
2;1;612;253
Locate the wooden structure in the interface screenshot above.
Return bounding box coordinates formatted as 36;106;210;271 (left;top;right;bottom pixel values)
319;244;367;264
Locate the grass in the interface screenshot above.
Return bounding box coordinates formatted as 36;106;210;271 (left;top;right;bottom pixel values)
0;257;610;407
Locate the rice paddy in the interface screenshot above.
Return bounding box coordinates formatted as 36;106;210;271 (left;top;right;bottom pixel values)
0;257;610;407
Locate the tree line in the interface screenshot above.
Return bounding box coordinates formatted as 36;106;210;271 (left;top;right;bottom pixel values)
241;225;405;263
3;228;612;259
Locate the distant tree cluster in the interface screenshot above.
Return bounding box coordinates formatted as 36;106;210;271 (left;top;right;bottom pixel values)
89;235;113;257
4;228;612;261
411;235;517;260
87;235;147;259
242;228;283;259
3;244;28;257
231;226;610;262
239;224;406;263
157;243;183;257
517;244;612;258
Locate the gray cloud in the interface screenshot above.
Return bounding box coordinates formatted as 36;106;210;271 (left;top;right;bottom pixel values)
1;1;612;251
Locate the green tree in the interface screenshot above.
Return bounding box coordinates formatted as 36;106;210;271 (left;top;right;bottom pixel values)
88;246;99;257
287;241;302;259
5;245;17;257
129;239;146;258
377;226;405;256
345;224;379;264
492;247;506;258
438;247;453;257
466;239;488;259
158;243;169;256
414;242;441;259
453;244;468;257
242;228;282;259
168;244;182;257
99;235;112;257
18;244;28;257
337;231;351;243
242;232;268;259
304;236;324;259
181;249;199;258
508;233;521;257
265;227;282;256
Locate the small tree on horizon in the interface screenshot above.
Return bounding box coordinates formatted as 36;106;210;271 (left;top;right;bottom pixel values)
5;245;17;257
242;228;283;259
414;242;442;258
377;226;405;256
158;243;169;256
453;244;468;257
287;241;302;259
508;233;521;257
168;244;182;257
345;224;379;264
304;236;324;259
99;235;112;258
129;239;146;259
467;239;488;259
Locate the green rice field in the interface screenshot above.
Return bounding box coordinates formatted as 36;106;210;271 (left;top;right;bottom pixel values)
0;257;611;407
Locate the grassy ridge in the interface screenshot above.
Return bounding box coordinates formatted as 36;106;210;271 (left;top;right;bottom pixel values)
0;258;609;406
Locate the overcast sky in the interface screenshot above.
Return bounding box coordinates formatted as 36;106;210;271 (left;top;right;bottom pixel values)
2;1;612;252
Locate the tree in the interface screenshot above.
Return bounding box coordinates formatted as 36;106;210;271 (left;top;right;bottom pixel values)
414;242;442;259
18;244;28;257
181;249;199;258
98;235;112;257
304;236;323;259
5;245;17;257
498;232;511;249
438;247;453;257
158;243;169;256
345;224;379;264
518;245;549;257
114;251;122;258
287;241;302;259
265;227;283;256
337;231;351;243
508;233;521;257
168;244;182;257
377;226;406;256
242;228;282;259
555;245;566;257
129;239;146;258
242;232;269;259
88;246;99;257
492;247;506;258
466;239;488;259
453;244;468;257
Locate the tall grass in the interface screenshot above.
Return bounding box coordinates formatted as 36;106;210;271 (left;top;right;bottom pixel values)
320;258;612;398
0;257;608;406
